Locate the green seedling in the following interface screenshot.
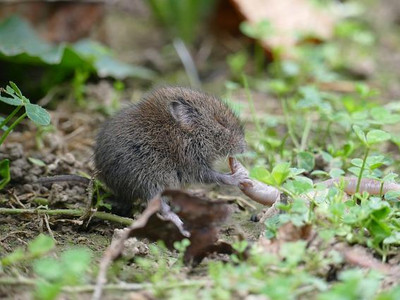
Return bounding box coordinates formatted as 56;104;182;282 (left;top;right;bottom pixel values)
0;81;51;146
33;248;91;300
352;126;391;193
0;81;50;190
1;234;55;267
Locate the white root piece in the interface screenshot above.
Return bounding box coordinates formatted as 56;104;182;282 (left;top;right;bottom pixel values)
229;158;280;206
320;177;400;195
228;158;400;206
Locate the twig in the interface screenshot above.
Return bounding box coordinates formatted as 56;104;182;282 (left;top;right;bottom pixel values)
9;190;26;208
43;213;55;240
0;208;133;226
92;198;164;300
0;276;206;293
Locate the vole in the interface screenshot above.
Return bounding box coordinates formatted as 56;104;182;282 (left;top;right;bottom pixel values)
93;87;247;220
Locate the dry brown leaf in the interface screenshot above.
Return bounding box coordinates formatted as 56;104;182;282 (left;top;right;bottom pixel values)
93;190;234;299
335;244;396;274
258;222;314;255
231;0;336;55
0;2;105;43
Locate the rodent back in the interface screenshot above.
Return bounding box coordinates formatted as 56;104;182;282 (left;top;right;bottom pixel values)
94;87;246;200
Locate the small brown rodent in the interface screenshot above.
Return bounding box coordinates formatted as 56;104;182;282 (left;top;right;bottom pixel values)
94;87;247;217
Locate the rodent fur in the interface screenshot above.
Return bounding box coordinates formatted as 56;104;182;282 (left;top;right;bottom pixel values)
94;86;246;215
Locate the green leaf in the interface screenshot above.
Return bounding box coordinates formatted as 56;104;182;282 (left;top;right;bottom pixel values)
0;93;23;106
25;103;51;126
310;170;328;177
0;159;10;189
73;39;155;80
350;158;363;167
33;258;63;281
271;162;291;186
366;129;391;145
9;81;22;97
366;155;385;166
280;241;306;267
0;16;154;81
329;168;345;178
353;125;366;144
28;157;46;167
342;142;354;156
284;176;313;195
28;234;55;257
382;173;398;182
383;232;400;245
250;166;273;185
348;166;362;177
370;107;400;124
296;152;315;172
61;248;91;276
0;16;65;64
384;190;400;201
368;219;391;243
34;280;62;300
371;206;391;220
95;56;155;80
1;248;24;266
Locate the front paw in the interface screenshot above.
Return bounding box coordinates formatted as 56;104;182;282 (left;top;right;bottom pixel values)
222;172;253;188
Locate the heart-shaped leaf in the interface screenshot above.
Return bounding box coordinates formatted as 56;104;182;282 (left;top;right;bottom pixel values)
25;103;51;126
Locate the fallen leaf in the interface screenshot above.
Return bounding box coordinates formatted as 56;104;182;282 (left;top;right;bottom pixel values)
231;0;336;56
94;190;234;299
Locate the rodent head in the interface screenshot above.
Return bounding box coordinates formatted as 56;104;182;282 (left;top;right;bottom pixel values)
164;87;246;162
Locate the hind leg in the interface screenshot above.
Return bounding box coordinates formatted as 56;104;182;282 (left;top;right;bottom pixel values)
159;198;189;236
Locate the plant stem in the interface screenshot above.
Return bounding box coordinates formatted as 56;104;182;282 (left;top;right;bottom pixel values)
0;105;22;131
282;99;300;149
0;208;133;226
0;111;27;145
0;276;206;292
355;147;370;194
241;74;262;135
300;117;312;151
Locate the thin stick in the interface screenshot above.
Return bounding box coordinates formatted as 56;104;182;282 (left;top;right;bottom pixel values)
0;208;133;226
43;213;55;241
0;276;206;293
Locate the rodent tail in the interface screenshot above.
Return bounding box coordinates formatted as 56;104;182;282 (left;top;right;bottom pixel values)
36;175;91;186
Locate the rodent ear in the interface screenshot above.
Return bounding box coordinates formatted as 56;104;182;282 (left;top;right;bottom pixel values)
169;100;196;129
